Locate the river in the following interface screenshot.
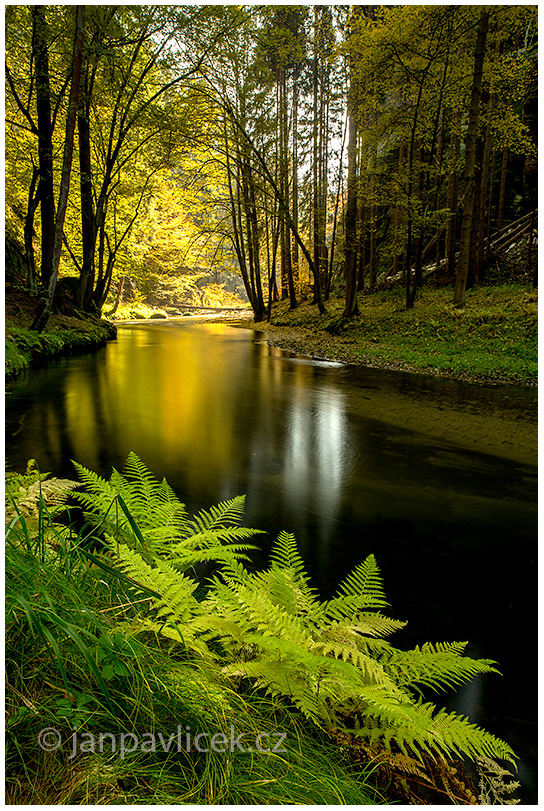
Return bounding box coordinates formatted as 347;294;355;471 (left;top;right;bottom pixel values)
5;321;538;800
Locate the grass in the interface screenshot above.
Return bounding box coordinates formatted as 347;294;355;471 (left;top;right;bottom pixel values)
257;282;537;386
5;472;382;805
6;459;519;804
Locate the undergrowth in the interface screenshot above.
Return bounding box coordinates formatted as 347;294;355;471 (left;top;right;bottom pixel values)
5;455;520;804
263;283;537;385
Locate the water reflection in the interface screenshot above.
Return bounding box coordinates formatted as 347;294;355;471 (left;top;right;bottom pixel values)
282;385;348;554
5;321;538;800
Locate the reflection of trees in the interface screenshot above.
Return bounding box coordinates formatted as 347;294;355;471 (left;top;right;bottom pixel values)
241;353;352;570
283;384;347;552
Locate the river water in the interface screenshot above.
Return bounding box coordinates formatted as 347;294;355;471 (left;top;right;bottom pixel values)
5;321;538;800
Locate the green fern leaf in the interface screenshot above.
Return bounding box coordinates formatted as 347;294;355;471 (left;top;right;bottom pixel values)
336;554;387;604
382;642;500;693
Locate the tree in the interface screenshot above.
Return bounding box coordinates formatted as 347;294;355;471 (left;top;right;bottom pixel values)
31;6;85;331
342;9;360;317
453;9;489;307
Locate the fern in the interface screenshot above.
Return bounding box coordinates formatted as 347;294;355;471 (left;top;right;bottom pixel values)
71;457;516;773
203;534;517;768
70;453;261;569
113;544;210;659
476;756;521;804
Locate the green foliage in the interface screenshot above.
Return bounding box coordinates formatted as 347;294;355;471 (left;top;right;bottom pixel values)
71;452;263;568
106;488;515;769
199;532;515;766
5;458;518;802
5;487;379;805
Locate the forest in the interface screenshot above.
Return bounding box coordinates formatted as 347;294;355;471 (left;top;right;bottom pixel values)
5;4;538;805
5;5;537;328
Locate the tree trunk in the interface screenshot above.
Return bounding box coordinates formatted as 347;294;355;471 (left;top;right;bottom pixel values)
467;135;484;290
32;6;85;332
477;92;495;281
77;65;96;311
312;7;320;305
453;9;489;307
497;146;508;231
281;67;297;309
32;5;55;289
343;12;359;318
445;126;460;280
329;111;347;292
369;142;378;290
357;174;366;291
405;78;426;308
392;142;404;278
291;68;299;290
24;166;40;295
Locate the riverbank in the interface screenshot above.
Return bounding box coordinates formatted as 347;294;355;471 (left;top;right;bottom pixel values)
5;287;117;379
228;284;537;387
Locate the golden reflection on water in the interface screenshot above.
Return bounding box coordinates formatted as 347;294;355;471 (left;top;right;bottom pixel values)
57;325;349;515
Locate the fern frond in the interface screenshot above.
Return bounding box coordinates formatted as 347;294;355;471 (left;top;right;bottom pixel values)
121;451;164;504
183;496;248;539
178;526;263;549
322;594;394;622
267;531;320;614
354;695;516;766
270;531;307;581
170;543;258;569
113;544;211;658
224;656;323;724
116;544;196;619
382;642;500;693
71;461;119;507
310;641;399;690
336;554;387;605
210;556;252;589
476;756;521;804
249;567;315;618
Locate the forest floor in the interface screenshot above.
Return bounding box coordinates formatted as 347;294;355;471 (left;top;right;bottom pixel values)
225;283;537;387
5;285;117;378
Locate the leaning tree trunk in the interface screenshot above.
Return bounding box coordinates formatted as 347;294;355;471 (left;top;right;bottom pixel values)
77;66;96;311
24;167;40;294
453;8;489;307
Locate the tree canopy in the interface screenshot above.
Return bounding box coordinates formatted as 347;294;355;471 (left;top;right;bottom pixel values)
5;5;537;326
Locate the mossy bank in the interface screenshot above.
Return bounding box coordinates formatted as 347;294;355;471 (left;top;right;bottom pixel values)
241;283;537;387
5;287;117;380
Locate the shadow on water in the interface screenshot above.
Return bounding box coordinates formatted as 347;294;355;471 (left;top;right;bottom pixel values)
5;321;538;802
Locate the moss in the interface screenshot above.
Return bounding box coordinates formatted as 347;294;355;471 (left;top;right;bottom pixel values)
5;320;117;379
